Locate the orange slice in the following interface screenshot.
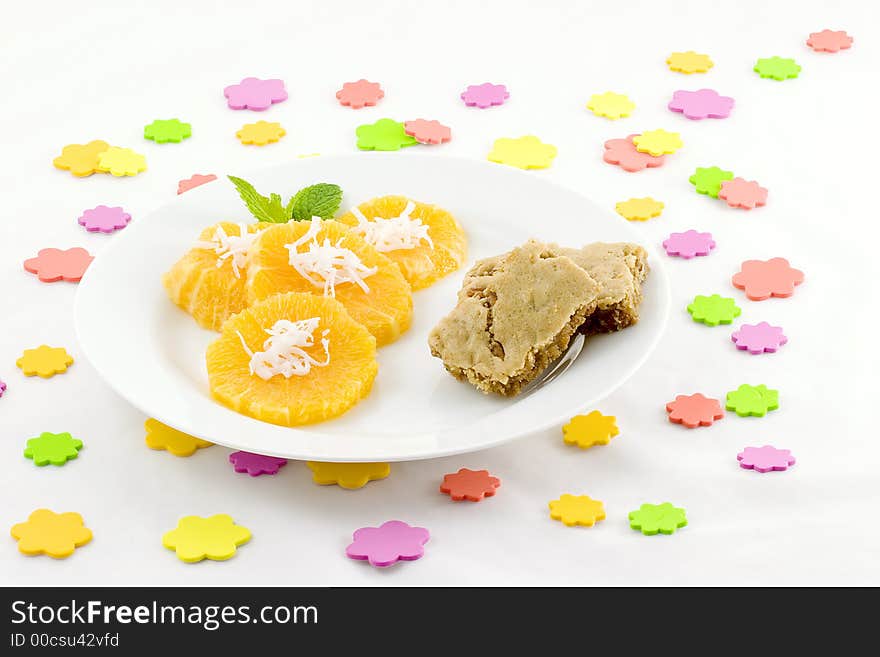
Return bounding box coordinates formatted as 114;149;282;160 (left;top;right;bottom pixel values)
206;292;378;426
246;220;412;346
337;196;467;290
163;221;271;331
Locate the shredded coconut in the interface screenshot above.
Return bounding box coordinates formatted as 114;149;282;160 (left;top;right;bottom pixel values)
237;318;330;380
194;223;257;278
285;219;378;297
350;201;434;252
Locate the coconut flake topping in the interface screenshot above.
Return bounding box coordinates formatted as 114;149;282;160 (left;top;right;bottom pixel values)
350;201;433;252
285;219;378;297
237;318;330;380
194;223;257;278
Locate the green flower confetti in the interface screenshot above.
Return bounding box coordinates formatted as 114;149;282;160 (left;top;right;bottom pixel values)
629;503;688;536
725;384;779;417
754;57;801;81
687;294;742;326
24;432;83;466
144;118;192;143
356;119;418;151
689;166;734;198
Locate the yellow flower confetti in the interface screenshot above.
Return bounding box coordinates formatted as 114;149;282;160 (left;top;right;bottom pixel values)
633;129;683;156
11;509;92;559
549;495;606;527
144;418;212;457
237;120;286;146
306;461;390;489
586;92;635;120
615;197;664;222
562;411;619;449
52;140;110;177
487;135;557;170
16;345;74;378
96;146;147;177
666;51;714;74
162;514;251;563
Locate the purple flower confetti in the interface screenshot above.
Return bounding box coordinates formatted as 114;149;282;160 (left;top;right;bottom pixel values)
228;451;288;476
668;89;734;120
0;379;6;398
662;230;716;259
78;205;131;233
346;520;430;568
223;77;288;111
738;445;796;473
731;322;788;354
460;82;509;108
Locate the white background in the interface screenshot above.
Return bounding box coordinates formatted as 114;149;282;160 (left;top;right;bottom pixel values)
1;0;878;586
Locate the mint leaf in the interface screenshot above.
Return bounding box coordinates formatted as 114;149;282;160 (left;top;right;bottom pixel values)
227;175;289;223
289;183;343;221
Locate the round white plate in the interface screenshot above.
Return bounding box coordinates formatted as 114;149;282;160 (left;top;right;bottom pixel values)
75;154;669;462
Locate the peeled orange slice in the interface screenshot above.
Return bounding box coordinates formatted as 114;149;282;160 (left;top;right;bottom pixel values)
163;221;271;331
337;195;467;291
206;292;378;426
246;219;412;346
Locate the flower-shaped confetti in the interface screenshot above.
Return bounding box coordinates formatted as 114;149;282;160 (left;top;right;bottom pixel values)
24;432;83;466
687;294;741;326
615;197;664;222
663;230;715;259
629;503;687;535
144;118;191;144
725;384;779;417
668;89;734;120
548;494;606;527
732;258;804;300
144;418;212;457
666;393;724;428
633;129;683;156
666;51;713;74
718;178;768;210
738;446;795;473
77;205;131;233
404;119;451;145
603;135;666;172
806;29;853;53
0;380;6;398
440;468;501;502
307;461;390;489
224;77;287;111
731;322;788;354
24;247;93;282
177;173;217;194
346;520;429;568
754;57;801;81
586;92;635;120
689;166;734;198
11;509;92;559
228;451;288;476
16;345;74;378
236;121;286;146
336;79;384;109
488;136;557;170
461;82;509;108
162;514;251;563
562;411;619;449
97;147;147;177
356;118;418;151
53;140;110;177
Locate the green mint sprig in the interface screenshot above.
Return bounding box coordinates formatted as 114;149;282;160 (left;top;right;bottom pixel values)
227;176;343;223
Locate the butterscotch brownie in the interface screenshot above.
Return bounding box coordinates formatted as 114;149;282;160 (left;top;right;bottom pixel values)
428;241;600;396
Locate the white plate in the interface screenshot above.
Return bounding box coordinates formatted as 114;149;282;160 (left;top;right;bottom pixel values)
75;154;669;462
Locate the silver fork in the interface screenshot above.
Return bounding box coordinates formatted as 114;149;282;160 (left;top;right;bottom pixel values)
522;333;585;395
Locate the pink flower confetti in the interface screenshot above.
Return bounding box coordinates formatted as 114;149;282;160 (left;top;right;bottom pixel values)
603;134;666;172
461;82;509;108
223;77;288;111
77;205;131;233
668;89;734;120
24;248;94;283
738;445;796;473
732;257;804;300
718;178;768;210
178;174;217;195
336;79;384;109
0;380;6;398
663;230;715;259
806;29;853;53
731;322;788;354
666;393;724;429
228;451;288;477
404;119;451;145
346;520;430;568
